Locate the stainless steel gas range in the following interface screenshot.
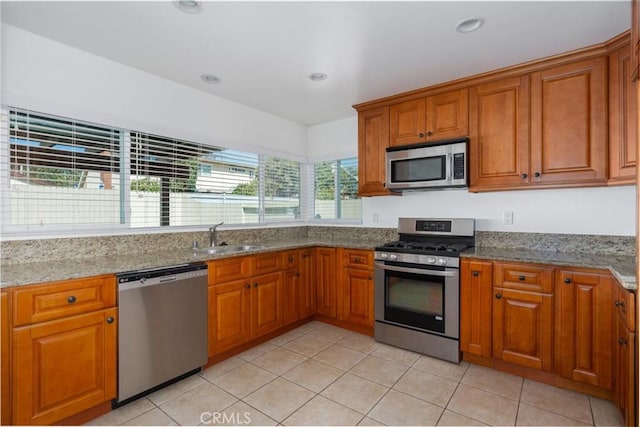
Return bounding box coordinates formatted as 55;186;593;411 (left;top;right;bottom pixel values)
374;218;475;363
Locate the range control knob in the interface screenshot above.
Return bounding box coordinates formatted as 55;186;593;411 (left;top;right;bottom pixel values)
379;253;388;259
437;258;447;265
427;257;436;264
389;254;399;261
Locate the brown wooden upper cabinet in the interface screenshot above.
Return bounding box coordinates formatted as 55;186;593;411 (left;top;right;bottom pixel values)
631;0;640;81
389;89;468;147
358;106;390;196
609;41;637;184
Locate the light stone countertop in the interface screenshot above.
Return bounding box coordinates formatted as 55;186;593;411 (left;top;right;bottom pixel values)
0;238;381;288
462;247;636;291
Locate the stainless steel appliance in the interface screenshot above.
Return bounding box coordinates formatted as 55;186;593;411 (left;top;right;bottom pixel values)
115;263;208;406
386;138;468;191
374;218;475;363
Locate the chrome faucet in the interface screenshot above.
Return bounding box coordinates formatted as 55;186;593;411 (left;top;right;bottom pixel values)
209;222;224;247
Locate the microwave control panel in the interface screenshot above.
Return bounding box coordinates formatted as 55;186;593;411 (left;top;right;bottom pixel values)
453;153;465;180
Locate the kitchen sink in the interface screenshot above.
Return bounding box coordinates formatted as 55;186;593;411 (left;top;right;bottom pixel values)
192;245;263;255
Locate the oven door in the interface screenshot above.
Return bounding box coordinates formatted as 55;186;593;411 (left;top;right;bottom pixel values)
374;262;459;338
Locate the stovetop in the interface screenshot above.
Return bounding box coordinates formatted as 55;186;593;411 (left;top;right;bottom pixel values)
379;240;471;256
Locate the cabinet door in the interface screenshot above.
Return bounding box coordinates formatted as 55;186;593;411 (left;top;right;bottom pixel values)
609;43;637;184
493;288;553;371
469;75;530;189
390;99;426;146
253;252;282;276
632;0;640;81
614;316;636;427
358;107;390;196
315;247;337;318
1;292;10;426
282;269;300;326
298;249;316;319
211;280;251;354
426;89;468;141
12;308;117;425
252;272;283;338
530;58;607;185
341;268;374;327
460;260;493;358
554;271;613;389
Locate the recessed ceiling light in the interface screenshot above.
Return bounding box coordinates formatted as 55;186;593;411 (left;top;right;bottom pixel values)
174;0;203;14
309;73;328;82
200;74;220;84
456;17;484;33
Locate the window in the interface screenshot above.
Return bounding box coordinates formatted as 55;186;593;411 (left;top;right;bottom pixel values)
5;108;122;228
313;157;360;221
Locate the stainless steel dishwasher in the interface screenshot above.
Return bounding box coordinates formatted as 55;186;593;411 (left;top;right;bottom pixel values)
115;263;208;406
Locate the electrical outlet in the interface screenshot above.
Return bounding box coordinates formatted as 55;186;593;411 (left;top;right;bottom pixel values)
372;212;379;223
503;211;514;225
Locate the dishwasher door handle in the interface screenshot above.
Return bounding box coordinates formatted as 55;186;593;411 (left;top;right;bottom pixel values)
159;276;177;283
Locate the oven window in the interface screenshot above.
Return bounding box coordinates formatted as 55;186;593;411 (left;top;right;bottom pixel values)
384;269;445;333
391;156;446;183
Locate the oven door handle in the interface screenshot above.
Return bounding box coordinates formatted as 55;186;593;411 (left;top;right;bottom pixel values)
375;262;457;277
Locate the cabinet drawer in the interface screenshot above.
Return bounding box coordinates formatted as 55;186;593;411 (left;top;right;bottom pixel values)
282;250;299;270
12;275;116;327
342;249;373;270
614;281;635;332
208;257;251;285
494;262;554;293
252;252;283;275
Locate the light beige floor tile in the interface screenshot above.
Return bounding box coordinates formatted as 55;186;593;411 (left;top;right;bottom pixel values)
447;383;518;426
350;355;408;387
283;395;364;426
250;348;307;375
236;342;278;361
146;373;207;406
393;367;458;407
85;398;155;426
437;410;488;426
413;354;470;382
202;401;278;426
267;328;310;346
212;363;277;398
321;373;388;414
461;364;523;400
338;333;383;354
160;381;238;426
243;377;315;422
516;403;592;426
122;408;178;426
282;358;345;393
313;344;367;370
199;357;246;381
308;324;353;342
295;320;325;333
358;416;387;426
590;396;625;427
371;344;421;366
283;332;335;357
368;389;443;426
520;379;593;424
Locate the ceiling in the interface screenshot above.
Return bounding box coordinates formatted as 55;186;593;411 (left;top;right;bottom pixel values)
0;1;631;126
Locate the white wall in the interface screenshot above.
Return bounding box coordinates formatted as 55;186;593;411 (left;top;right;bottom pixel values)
307;116;358;161
0;24;308;159
313;117;637;236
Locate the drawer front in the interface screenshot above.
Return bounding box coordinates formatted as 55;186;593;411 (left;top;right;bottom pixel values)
342;249;373;270
615;282;636;332
208;257;251;285
494;262;554;293
253;252;283;276
282;250;299;270
12;275;116;327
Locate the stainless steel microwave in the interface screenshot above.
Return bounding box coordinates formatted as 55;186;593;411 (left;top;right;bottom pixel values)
386;137;468;191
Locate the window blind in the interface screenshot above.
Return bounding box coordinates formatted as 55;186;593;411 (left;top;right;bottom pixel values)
312;157;361;221
262;156;301;222
7;107;122;227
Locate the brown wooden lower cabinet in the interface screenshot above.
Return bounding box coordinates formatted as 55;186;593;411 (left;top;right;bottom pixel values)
298;249;316;319
1;291;10;426
251;272;283;337
460;259;493;358
209;279;251;355
283;268;300;326
340;268;374;327
315;247;338;318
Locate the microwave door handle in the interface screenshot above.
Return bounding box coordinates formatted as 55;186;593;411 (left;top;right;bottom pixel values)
447;153;453;183
375;262;457;277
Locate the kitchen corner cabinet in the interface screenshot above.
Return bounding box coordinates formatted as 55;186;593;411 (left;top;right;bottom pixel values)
492;262;554;371
389;89;469;147
358;107;390;196
609;42;637;184
338;249;374;328
10;275;117;425
460;259;493;358
315;247;338;318
613;279;636;427
282;250;301;326
554;270;613;390
298;248;316;319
